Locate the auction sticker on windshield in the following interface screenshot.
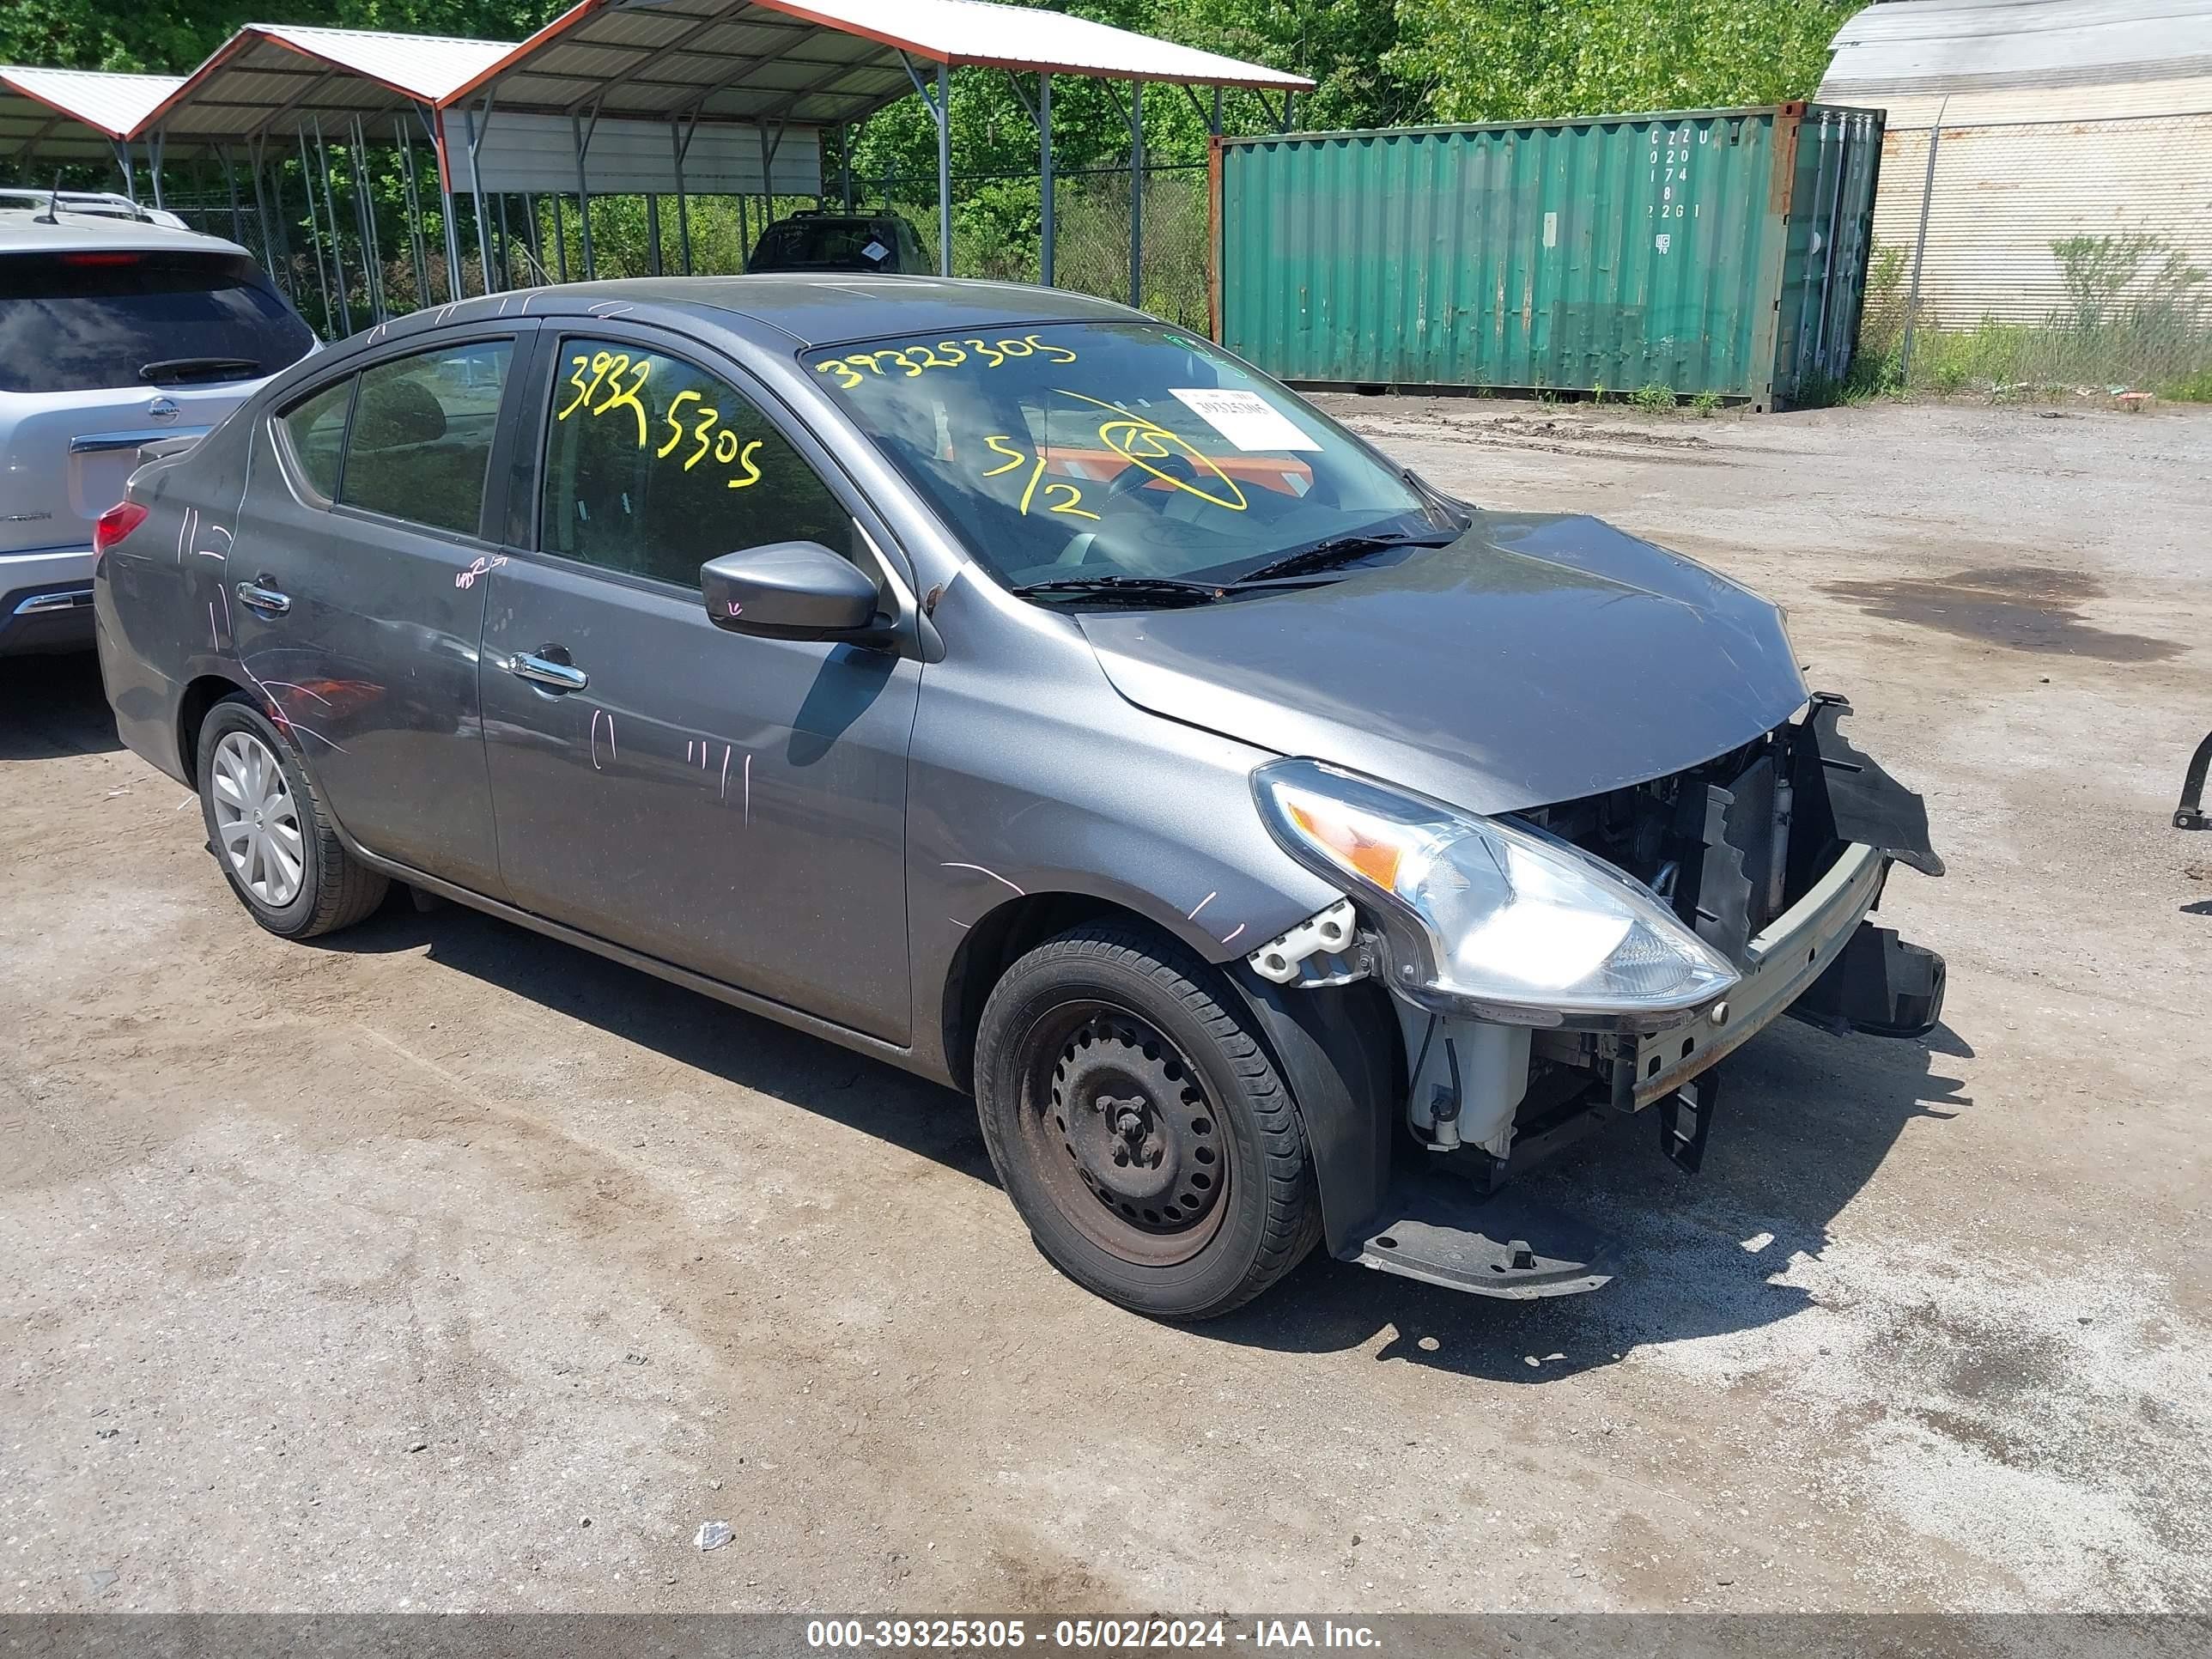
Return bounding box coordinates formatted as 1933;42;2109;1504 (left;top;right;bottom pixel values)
1170;388;1321;453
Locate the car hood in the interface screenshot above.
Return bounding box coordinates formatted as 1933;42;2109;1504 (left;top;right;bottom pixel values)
1075;510;1808;817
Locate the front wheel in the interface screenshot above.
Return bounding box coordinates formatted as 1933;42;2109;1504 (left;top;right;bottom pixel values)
975;923;1321;1320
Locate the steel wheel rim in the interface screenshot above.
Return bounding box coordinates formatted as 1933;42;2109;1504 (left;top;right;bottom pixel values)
210;730;305;908
1016;1000;1229;1268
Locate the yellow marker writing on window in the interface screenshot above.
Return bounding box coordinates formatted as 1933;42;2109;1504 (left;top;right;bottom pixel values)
1054;388;1247;512
592;355;651;447
658;389;701;458
726;439;764;489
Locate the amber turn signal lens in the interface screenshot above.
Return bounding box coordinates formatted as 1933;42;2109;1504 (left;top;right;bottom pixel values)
1286;797;1405;890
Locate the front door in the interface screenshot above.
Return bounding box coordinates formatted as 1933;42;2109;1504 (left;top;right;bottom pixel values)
478;330;920;1042
228;332;524;895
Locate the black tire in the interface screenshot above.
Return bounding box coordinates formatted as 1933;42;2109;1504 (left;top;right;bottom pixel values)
975;922;1321;1321
197;693;387;939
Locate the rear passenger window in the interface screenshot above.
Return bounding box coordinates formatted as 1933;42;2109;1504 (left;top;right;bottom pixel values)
281;378;352;500
339;341;512;538
540;337;851;589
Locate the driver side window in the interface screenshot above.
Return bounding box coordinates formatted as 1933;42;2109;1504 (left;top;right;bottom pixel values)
540;337;852;589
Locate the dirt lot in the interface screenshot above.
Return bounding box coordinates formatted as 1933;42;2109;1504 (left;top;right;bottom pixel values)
3;398;2208;1616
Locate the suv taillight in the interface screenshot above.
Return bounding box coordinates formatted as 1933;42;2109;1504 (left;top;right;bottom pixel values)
93;501;149;554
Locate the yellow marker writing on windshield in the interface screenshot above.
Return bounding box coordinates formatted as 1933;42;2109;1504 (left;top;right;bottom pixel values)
1054;388;1248;513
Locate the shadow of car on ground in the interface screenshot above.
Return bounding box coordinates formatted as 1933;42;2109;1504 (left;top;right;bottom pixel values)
317;884;1970;1383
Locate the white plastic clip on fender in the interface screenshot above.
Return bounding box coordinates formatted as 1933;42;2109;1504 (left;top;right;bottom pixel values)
1247;898;1363;986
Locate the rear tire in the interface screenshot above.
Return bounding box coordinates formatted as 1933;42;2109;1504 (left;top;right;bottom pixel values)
198;694;386;939
975;922;1321;1321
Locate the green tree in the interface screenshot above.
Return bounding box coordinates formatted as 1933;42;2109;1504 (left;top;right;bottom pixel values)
1388;0;1852;125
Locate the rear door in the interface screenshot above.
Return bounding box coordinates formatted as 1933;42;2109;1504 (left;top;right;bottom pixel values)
223;329;527;896
0;246;317;559
477;325;921;1040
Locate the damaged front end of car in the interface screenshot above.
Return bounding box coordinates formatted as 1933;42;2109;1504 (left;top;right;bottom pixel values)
1243;696;1946;1300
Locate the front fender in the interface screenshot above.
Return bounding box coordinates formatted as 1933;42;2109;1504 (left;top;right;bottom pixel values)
905;577;1343;1081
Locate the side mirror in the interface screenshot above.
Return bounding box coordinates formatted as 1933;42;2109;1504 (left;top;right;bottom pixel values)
701;541;884;642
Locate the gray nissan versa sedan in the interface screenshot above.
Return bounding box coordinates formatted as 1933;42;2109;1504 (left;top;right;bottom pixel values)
93;276;1946;1320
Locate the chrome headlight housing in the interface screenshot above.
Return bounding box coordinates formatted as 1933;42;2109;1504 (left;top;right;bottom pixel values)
1254;758;1740;1025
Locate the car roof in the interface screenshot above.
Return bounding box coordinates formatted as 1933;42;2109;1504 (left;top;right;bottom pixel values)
521;274;1146;351
0;208;252;259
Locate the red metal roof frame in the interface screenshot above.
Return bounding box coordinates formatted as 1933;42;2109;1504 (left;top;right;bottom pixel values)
134;24;513;140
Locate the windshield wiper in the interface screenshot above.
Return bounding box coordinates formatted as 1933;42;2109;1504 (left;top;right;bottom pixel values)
1231;531;1456;587
1008;575;1227;607
140;356;260;386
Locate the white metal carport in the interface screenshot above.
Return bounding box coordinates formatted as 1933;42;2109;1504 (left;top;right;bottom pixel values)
1;67;185;177
131;24;517;327
441;0;1312;290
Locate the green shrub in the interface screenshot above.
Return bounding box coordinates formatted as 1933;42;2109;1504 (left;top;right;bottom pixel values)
1631;382;1675;412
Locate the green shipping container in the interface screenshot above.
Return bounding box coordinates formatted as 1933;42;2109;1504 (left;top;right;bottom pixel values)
1210;104;1885;410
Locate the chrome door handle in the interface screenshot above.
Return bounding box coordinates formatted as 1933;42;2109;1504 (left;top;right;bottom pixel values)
511;651;588;692
235;580;290;615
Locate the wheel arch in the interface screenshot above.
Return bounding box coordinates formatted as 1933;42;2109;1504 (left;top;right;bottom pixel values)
176;671;257;788
939;889;1403;1258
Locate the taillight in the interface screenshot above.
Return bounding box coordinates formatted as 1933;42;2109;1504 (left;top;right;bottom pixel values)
93;501;149;554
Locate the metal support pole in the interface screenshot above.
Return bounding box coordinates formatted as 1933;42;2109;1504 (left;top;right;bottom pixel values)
1127;82;1144;307
757;116;787;258
313;119;352;334
222;146;244;243
572;109;597;281
465;100;496;293
523;192;543;283
1040;76;1054;288
552;192;568;281
149;131;165;210
936;63;952;276
295;125;337;337
430;107;465;302
349;117;386;325
495;189;512;287
247;137;278;279
1899;98;1948;385
1283;91;1295;131
840;122;853;210
671;119;692;274
1212;87;1222;136
646;191;662;275
398;126;431;309
116;141;137;204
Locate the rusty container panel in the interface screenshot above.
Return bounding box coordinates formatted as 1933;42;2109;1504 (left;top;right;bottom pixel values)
1212;105;1884;408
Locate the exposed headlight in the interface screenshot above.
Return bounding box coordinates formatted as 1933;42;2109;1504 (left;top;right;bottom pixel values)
1253;758;1740;1023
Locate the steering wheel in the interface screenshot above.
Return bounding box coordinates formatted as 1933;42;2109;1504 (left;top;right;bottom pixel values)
1104;448;1205;507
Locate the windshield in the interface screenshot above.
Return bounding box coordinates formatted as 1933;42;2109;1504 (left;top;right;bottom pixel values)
810;322;1455;591
0;251;316;394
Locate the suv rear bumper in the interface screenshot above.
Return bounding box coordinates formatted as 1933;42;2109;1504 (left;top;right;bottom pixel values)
2;546;95;656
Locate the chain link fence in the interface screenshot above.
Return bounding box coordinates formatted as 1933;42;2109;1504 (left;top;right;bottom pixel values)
1856;112;2212;400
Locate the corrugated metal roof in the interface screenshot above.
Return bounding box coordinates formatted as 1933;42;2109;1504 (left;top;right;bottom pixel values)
1821;0;2212;122
1;66;184;160
447;0;1310;125
760;0;1311;84
139;24;515;142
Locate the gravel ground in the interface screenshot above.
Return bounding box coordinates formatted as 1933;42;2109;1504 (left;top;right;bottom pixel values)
3;398;2207;1615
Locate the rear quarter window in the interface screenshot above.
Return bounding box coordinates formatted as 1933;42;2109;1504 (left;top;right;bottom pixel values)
281;378;354;500
0;250;317;394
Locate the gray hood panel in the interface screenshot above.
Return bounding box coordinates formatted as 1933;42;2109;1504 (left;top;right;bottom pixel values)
1078;511;1808;816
